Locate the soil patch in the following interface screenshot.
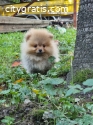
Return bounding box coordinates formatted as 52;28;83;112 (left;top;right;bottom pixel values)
0;102;45;125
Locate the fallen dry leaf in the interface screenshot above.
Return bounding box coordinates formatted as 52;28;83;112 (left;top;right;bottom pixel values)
12;60;21;67
32;89;40;95
14;78;23;84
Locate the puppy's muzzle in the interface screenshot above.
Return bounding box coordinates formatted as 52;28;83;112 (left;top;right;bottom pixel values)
39;49;42;53
36;49;44;56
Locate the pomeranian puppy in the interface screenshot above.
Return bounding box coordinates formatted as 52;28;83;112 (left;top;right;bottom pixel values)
21;28;59;74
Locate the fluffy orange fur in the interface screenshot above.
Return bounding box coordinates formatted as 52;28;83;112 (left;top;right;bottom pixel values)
21;28;59;74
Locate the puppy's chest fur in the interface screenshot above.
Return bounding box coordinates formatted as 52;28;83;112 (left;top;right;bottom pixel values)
31;58;51;70
22;54;52;73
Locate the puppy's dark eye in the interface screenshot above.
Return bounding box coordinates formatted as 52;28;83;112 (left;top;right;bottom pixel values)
43;45;45;47
34;45;37;48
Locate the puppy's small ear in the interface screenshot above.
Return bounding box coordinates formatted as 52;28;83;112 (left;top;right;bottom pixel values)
26;34;31;41
49;33;53;39
25;28;33;42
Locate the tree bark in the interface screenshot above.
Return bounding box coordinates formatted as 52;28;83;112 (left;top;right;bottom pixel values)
67;0;93;82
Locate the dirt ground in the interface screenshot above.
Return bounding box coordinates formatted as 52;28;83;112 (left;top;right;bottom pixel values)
0;88;93;125
0;102;45;125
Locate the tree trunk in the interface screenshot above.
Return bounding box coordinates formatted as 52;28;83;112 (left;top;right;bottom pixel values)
67;0;93;82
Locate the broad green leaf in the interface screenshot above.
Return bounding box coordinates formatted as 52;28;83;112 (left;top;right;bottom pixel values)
76;114;93;125
86;104;93;111
69;84;82;90
74;84;82;89
83;79;93;86
1;119;9;123
48;56;55;63
39;78;64;85
66;88;80;97
56;118;77;125
1;116;15;124
66;88;74;96
44;84;57;95
0;99;6;103
0;90;10;95
13;84;21;89
0;74;4;78
83;87;93;94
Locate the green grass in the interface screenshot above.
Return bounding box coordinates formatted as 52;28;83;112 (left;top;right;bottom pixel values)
0;28;76;76
0;32;23;65
0;32;24;83
0;27;76;86
1;28;93;125
48;27;76;54
2;27;87;125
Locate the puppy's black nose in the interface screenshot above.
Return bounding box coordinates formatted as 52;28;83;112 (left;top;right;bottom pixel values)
39;49;42;53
